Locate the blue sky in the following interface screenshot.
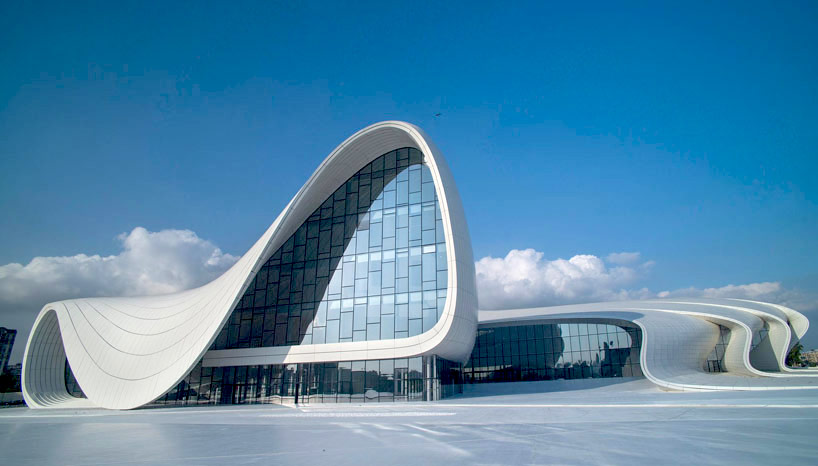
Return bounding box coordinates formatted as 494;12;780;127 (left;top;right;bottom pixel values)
1;1;817;357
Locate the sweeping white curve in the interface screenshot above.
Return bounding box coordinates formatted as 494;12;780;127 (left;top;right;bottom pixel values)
22;121;478;409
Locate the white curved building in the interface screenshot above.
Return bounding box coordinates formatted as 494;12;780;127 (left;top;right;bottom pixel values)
21;121;818;410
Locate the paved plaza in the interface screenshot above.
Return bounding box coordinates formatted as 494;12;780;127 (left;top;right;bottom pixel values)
2;379;818;465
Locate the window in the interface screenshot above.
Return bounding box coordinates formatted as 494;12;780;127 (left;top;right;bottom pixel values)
209;148;448;350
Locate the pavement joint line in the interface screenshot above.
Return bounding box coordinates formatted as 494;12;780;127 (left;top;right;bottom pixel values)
259;412;457;418
439;403;818;408
4;403;818;420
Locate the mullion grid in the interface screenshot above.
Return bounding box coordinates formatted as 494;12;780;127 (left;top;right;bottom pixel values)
209;147;448;351
464;322;643;383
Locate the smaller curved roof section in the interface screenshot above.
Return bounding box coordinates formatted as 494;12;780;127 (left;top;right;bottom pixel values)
480;298;818;391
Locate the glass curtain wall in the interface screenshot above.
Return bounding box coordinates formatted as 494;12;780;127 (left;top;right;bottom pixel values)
151;355;462;406
64;358;85;398
463;321;643;383
705;322;770;373
705;325;731;373
210;147;448;350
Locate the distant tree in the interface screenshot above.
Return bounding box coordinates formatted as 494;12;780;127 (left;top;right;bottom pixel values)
786;342;804;367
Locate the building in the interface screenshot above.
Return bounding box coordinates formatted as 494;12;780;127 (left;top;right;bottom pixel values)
0;327;16;375
802;350;818;366
21;121;818;410
6;363;22;382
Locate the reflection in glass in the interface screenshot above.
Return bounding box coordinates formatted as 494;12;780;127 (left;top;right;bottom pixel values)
210;148;448;350
151;355;462;406
704;325;731;373
463;321;643;383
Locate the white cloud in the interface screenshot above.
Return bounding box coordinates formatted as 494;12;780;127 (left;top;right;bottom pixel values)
0;227;239;363
605;251;642;265
476;249;652;310
657;282;782;300
657;282;818;314
475;248;818;322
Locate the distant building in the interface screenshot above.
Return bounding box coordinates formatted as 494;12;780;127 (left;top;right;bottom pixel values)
0;363;23;403
0;327;16;375
802;350;818;365
6;363;21;380
5;363;22;392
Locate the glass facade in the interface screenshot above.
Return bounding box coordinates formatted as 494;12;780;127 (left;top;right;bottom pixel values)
64;358;85;398
463;321;643;383
704;322;770;373
210;147;448;350
151;356;462;406
705;325;731;373
63;320;644;403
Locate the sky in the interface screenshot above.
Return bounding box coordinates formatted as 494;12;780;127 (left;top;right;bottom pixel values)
1;1;817;362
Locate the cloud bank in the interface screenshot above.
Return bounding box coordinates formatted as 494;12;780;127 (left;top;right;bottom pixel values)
476;249;653;309
0;227;238;362
476;248;817;315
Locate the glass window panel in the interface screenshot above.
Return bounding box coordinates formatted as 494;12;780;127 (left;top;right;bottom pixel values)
367;298;381;323
397;181;408;205
396;277;408;293
367;323;380;341
340;313;353;338
421;182;435;203
409;168;421;193
562;336;572;353
325;320;340;343
380;314;394;339
312;326;325;344
354;278;367;297
383;190;396;209
381;261;395;289
368;271;381;296
383;212;396;237
397;206;408;227
369;222;382;248
353;303;367;330
395;304;409;332
408;319;423;337
421;229;435;245
396;250;408;277
409;292;423;319
409;266;422;291
396;227;408;248
423;308;436;332
342;261;355;287
409;215;421;241
369;251;381;271
381;295;395;314
422;252;436;283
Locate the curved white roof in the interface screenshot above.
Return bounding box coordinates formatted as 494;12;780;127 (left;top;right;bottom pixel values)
22;121;478;409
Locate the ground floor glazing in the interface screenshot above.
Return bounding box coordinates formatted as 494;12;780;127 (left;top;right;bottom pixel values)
63;319;648;407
